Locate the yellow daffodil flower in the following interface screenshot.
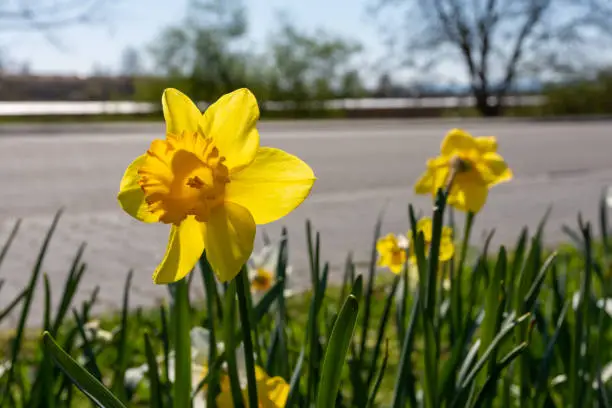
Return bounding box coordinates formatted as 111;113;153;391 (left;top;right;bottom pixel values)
117;88;315;284
376;233;409;274
216;365;289;408
408;217;455;264
414;128;512;213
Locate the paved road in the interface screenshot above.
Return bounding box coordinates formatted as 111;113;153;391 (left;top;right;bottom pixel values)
1;119;611;325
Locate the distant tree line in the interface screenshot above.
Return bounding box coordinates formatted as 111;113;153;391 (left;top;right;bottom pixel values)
1;0;611;117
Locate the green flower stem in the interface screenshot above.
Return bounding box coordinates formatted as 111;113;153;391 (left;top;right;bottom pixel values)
172;278;192;408
453;211;474;332
236;267;259;407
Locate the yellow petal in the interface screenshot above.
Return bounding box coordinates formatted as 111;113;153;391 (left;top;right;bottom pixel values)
153;217;205;284
481;152;513;186
390;262;403;275
226;147;315;225
415;166;450;197
262;376;290;406
376;235;392;253
205;202;255;282
199;88;260;171
448;177;489;213
117;154;159;223
476;136;498;153
427;156;449;169
439;229;455;262
416;217;433;243
440;129;478;156
414;168;434;195
162;88;203;135
215;392;237;408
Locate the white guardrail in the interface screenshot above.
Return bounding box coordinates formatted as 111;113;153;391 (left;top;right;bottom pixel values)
0;95;545;116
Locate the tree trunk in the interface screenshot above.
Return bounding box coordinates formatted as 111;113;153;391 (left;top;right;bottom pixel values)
474;91;503;117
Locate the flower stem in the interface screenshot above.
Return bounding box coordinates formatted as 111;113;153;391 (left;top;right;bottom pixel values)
236;266;259;408
453;211;474;333
171;277;192;408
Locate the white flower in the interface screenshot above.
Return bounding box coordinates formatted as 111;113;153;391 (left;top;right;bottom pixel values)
396;233;409;250
572;292;612;317
124;363;148;393
247;241;294;302
76;320;115;346
174;327;248;407
0;360;10;379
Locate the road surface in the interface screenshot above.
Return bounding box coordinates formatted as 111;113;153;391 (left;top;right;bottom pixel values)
1;119;611;325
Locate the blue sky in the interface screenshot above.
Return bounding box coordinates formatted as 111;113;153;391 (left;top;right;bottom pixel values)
2;0;386;76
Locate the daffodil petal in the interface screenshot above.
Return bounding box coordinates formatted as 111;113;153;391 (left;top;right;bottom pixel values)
482;152;513;185
205;202;255;282
153;217;205;284
439;231;455;261
476;136;498;153
414;168;434;195
199;88;260;171
215;392;234;407
117;154;159;223
162;88;203;135
390;263;403;275
226;147;315;225
416;164;450;197
427;156;449;169
376;234;396;253
416;217;433;242
262;376;290;406
440;128;478;156
448;179;488;213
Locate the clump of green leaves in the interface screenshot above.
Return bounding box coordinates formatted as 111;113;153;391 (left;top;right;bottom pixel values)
2;188;612;407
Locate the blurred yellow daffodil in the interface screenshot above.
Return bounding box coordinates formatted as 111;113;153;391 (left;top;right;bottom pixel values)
216;365;289;407
414;128;512;213
117;88;315;284
376;233;409;274
408;217;455;264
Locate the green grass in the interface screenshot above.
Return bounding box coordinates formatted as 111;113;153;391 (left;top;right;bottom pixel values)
2;193;612;407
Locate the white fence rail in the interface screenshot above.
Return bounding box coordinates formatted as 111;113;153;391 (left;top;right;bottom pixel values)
0;95;546;116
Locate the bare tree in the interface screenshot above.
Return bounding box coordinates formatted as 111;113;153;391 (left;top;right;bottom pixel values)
120;47;143;76
0;0;109;33
373;0;612;116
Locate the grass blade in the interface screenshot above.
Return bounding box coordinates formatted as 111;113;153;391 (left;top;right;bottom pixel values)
470;343;529;408
72;308;103;381
111;270;133;402
237;267;259;408
285;347;305;407
253;279;285;321
223;279;245;408
2;209;62;403
52;243;87;335
0;219;20;268
144;332;163;408
391;291;420;408
523;252;557;313
459;313;531;392
0;288;27;322
366;340;389;408
359;211;384;362
317;294;360;408
366;273;400;387
43;331;127;408
199;252;220;407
